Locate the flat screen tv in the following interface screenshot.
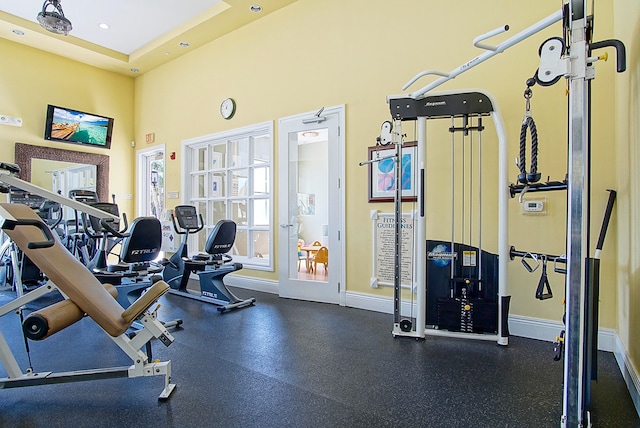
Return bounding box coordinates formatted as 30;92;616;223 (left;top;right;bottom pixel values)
44;104;114;149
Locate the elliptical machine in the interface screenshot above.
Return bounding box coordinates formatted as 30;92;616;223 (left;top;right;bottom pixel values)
163;205;255;313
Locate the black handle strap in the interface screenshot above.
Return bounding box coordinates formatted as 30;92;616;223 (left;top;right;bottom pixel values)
535;257;553;300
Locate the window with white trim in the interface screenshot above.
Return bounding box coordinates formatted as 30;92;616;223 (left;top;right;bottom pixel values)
182;122;273;270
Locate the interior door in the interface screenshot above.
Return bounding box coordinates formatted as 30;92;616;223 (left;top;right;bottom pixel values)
136;146;165;219
278;106;344;304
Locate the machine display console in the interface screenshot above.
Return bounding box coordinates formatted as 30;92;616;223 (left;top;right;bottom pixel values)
175;206;199;229
9;189;46;209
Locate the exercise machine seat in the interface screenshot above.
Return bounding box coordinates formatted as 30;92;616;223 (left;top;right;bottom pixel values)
108;216;162;272
0;203;149;337
203;219;235;256
163;212;253;312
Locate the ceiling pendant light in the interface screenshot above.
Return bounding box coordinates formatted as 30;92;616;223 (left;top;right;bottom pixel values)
37;0;72;35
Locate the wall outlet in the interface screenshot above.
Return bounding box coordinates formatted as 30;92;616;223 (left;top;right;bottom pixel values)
0;115;22;127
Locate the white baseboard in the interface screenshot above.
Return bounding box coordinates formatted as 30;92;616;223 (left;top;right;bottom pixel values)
225;274;278;295
345;291;392;314
508;315;617;352
345;291;617;351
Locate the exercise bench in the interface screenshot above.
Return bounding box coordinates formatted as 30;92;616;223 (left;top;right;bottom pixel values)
0;203;177;400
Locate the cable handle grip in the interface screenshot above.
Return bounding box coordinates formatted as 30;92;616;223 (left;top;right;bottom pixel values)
590;39;626;73
521;252;540;273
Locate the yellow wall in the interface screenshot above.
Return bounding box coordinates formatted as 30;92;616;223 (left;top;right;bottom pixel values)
614;0;640;383
134;0;620;326
0;0;637;372
0;37;136;215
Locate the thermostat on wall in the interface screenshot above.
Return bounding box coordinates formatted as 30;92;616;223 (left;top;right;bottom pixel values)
522;199;546;215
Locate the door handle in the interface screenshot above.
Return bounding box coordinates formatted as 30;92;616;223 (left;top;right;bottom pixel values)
280;223;294;228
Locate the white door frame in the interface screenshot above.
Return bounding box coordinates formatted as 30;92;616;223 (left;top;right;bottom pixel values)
136;145;165;218
277;105;346;306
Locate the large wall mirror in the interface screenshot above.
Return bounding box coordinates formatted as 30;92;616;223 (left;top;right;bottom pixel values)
14;142;110;201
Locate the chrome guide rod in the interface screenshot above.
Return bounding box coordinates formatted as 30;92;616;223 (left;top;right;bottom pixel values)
415;116;427;338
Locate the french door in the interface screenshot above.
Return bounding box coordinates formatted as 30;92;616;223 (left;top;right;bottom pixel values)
277;106;345;304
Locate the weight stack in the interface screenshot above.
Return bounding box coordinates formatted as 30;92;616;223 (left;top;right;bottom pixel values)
436;298;498;334
427;240;499;333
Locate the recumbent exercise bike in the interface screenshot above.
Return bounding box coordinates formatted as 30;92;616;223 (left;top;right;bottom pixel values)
162;205;255;313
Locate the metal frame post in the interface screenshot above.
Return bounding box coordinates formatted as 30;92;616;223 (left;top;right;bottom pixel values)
563;1;590;426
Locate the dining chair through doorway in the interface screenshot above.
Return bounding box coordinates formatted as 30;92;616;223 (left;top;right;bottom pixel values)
312;246;328;274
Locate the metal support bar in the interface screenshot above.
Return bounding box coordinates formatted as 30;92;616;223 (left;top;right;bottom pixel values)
0;169;119;222
403;10;563;98
509;179;568;198
0;366;130;389
509;247;566;264
563;1;590;425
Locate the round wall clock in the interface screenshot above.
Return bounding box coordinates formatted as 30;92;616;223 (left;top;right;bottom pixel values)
220;98;236;119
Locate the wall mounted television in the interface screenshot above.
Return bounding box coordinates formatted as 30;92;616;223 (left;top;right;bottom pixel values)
44;104;114;149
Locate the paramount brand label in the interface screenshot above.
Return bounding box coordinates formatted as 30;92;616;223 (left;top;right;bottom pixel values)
424;101;446;107
427;251;457;260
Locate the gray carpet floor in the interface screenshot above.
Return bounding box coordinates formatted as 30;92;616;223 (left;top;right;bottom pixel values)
0;285;637;427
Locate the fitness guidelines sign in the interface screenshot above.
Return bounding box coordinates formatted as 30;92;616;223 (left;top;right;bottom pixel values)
370;211;415;288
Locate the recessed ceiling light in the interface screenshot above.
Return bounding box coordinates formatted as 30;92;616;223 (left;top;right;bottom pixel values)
130;68;140;73
12;29;25;36
179;41;190;48
250;5;262;13
98;23;110;30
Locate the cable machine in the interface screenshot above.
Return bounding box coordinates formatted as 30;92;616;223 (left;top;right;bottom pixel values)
382;1;625;426
386;90;509;345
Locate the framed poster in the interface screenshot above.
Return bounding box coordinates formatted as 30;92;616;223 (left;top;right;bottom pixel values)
367;142;417;202
211;175;222;197
211;151;223;169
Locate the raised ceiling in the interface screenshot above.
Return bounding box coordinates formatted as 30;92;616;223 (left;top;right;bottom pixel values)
0;0;296;76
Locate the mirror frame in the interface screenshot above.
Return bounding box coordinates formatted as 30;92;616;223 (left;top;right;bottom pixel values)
15;142;110;201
